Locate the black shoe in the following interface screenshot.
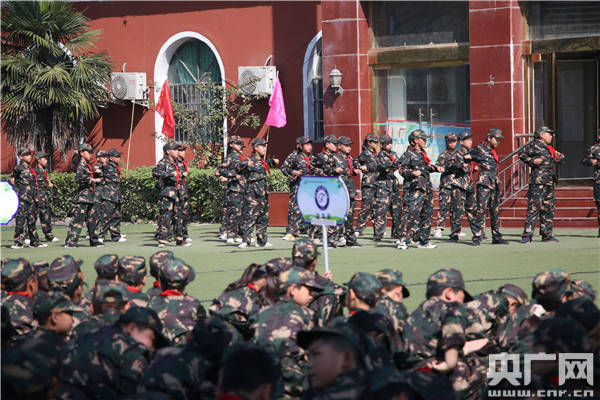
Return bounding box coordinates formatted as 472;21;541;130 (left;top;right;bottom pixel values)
349;241;362;248
372;237;382;242
520;236;531;244
542;236;559;243
492;238;509;245
471;239;480;246
448;236;459;242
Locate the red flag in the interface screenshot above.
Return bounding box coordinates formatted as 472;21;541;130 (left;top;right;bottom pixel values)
155;80;175;139
265;76;287;128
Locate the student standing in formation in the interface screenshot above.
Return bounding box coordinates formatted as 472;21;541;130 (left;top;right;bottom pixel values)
372;134;401;242
519;126;565;243
92;150;109;243
433;134;458;239
281;137;315;241
312;134;339;246
582;130;600;237
355;133;380;238
99;149;126;242
471;129;509;245
239;138;279;249
64;144;103;248
176;143;192;243
34;152;59;243
10;149;47;249
396;130;443;250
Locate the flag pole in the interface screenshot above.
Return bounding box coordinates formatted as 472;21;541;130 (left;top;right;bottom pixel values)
126;98;135;170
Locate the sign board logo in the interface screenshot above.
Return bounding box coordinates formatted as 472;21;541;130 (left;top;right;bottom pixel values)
0;181;20;225
297;176;349;226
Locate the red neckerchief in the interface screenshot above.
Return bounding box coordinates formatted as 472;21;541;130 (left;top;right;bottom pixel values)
491;148;499;164
346;156;353;175
420;151;431;165
7;291;32;297
259;156;271;176
27;165;39;188
87;164;95;192
247;283;259;292
153;280;160;288
238;151;245;162
303;155;312;174
182;160;189;183
470;161;475;179
547;145;560;161
349;310;357;316
128;286;141;292
173;161;180;185
115;164;123;178
41;169;49;184
416;366;434;374
161;289;183;296
387;152;395;162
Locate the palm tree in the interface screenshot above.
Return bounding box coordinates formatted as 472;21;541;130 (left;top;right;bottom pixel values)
1;1;112;162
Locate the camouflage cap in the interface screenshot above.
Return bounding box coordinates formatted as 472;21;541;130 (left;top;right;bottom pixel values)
292;238;320;264
149;250;174;280
96;149;108;157
17;148;33;156
556;298;600;332
375;269;410;298
379;134;393;144
534;126;554;138
163;142;178;151
444;133;458;143
48;255;83;297
229;135;244;145
32;261;50;275
279;267;323;291
337;136;352;145
532;269;571;301
108;148;121;157
498;283;528;305
118;256;147;286
487;128;504;139
34;291;83;322
345;272;382;307
252;137;268;147
408;129;428;142
1;258;35;292
159;258;195;288
458;131;472;141
426;268;473;301
117;306;168;348
93;281;129;308
569;279;597;302
323;134;337;144
534;317;590;354
176;142;187;151
296;136;312;145
35;151;49;160
365;133;379;142
261;256;293;272
78;143;93;152
94;254;120;280
297;317;363;356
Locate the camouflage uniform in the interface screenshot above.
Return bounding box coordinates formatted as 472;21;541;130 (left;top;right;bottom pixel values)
34;152;56;241
153;142;184;245
33;260;51;292
84;254;120;303
434;135;458;230
373;135;402;240
1;258;38;341
99;149;124;241
74;281;130;338
65;144;101;247
176;144;191;240
241;138;277;246
218;136;250;240
252;268;323;397
148;258;206;344
281;137;315;237
519;127;566;241
582;137;600;235
447;133;481;241
147;250;174;298
471;129;506;242
372;269;410;335
138;317;234;399
397;132;437;245
569;279;597;302
401;269;483;399
47;255;89;330
57;307;166;399
119;256;150;307
91;150;108;239
344;272;382;314
312;135;339;242
464;290;509;349
355;134;380;235
11;148;42;247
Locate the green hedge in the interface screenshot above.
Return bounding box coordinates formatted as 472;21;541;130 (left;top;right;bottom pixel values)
2;167;289;223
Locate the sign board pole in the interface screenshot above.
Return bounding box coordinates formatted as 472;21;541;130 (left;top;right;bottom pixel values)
321;225;329;273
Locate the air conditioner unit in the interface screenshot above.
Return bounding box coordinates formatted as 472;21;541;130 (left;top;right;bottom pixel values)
238;66;276;95
110;72;147;100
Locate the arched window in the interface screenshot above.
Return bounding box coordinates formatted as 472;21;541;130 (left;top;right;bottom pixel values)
303;33;323;141
168;39;222;142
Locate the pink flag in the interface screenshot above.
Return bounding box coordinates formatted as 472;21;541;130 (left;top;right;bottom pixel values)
265;76;287;128
155;80;175;138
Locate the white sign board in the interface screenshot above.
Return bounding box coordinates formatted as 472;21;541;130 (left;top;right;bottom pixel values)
297;176;349;226
0;181;20;225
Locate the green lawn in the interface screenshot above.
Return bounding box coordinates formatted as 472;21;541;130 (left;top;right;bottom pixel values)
2;224;599;311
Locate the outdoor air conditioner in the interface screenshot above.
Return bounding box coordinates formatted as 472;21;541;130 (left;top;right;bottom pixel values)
110;72;148;100
238;66;276;95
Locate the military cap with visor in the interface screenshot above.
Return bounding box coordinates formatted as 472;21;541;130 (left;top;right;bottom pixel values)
17;148;33;156
426;268;473;301
252;137;268;147
296;136;312;145
458;131;472;141
94;254;120;280
337;136;352;145
108;148;121;157
365;133;379;142
1;258;36;292
345;272;382;307
78;143;93;152
118;306;169;348
34;291;83;322
118;256;147;286
375;269;410;298
487;128;504;139
35;152;50;160
159;258;196;288
279;267;323;291
323;134;338;144
444;133;458;143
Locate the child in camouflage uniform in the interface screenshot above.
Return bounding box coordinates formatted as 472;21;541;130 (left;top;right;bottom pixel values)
372;269;410;335
355;133;380;237
34;151;59;242
1;258;39;342
118;256;149;307
581;130;600;237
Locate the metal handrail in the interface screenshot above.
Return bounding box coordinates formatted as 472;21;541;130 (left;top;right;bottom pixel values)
498;134;534;206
